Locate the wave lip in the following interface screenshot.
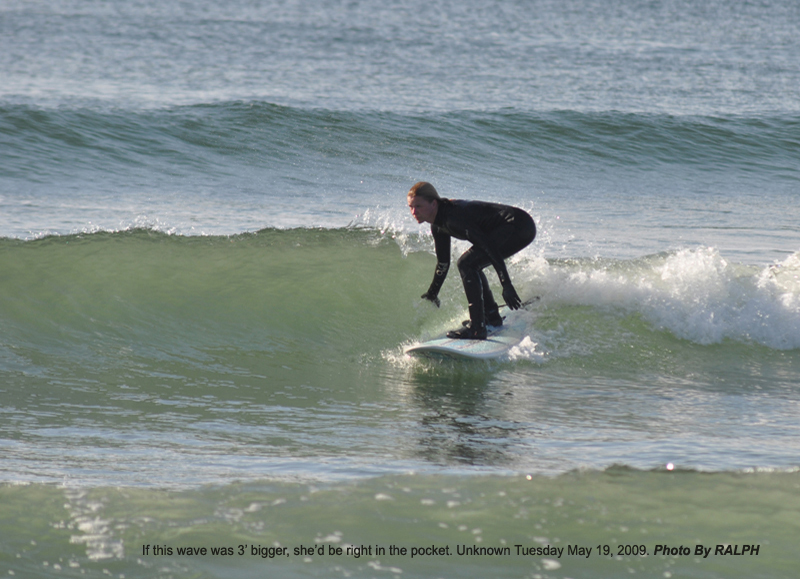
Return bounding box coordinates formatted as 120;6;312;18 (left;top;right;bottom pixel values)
571;247;800;349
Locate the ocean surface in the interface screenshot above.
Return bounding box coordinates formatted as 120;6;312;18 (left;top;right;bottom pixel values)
2;0;799;578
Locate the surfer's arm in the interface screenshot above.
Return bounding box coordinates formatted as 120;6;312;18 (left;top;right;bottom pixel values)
422;227;450;306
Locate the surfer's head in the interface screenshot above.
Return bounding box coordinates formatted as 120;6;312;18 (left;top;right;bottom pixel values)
408;181;441;203
407;182;441;224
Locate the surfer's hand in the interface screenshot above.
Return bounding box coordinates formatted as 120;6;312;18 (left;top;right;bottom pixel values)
421;292;441;308
502;284;522;310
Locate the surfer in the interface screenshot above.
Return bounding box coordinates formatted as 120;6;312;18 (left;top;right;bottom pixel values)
407;181;536;340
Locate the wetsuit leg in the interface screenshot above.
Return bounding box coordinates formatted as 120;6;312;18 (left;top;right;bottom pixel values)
456;211;536;327
478;270;500;320
457;251;489;329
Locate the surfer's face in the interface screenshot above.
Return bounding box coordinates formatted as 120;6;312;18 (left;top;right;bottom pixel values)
408;196;438;224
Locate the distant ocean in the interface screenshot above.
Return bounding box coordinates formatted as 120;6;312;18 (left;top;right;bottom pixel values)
1;1;799;578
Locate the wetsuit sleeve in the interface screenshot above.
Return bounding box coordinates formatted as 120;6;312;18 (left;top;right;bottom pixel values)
425;226;451;297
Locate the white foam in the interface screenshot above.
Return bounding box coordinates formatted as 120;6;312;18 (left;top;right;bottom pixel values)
516;247;800;350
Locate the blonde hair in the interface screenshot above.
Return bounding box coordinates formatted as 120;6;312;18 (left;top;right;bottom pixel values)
407;181;442;202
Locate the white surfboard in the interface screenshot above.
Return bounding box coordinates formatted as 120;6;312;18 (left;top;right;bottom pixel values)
405;310;527;360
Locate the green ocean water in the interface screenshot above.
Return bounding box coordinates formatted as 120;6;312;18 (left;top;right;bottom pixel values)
3;0;800;577
2;228;799;479
3;469;798;578
2;227;799;578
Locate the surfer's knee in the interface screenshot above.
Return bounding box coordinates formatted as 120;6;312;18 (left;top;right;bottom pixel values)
457;257;479;284
457;249;480;274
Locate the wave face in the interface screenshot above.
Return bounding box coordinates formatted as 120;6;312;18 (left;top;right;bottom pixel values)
2;229;799;487
2;229;799;365
3;103;798;182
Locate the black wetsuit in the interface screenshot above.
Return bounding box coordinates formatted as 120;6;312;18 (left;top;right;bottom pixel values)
424;199;536;330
